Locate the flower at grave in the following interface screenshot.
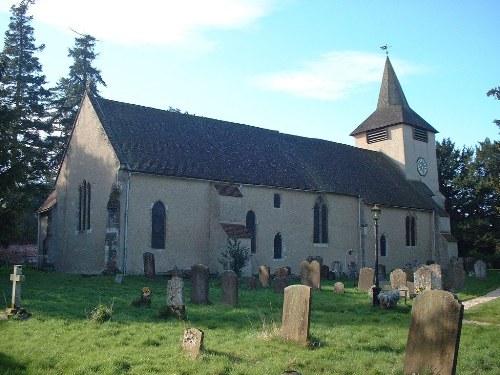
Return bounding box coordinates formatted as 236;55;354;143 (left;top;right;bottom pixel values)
415;287;423;294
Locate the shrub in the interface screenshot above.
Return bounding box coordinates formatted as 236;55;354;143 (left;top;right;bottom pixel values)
377;290;400;309
90;301;114;323
218;238;250;277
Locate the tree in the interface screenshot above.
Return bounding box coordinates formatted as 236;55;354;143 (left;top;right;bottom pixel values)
0;0;51;245
48;33;106;174
218;238;250;277
487;85;500;127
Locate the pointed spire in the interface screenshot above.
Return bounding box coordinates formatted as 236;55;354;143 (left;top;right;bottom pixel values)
350;57;438;136
377;57;409;108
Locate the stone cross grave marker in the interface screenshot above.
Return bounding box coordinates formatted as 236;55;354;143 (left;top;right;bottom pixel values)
281;285;312;344
404;290;463;375
357;267;374;291
10;265;25;309
167;276;186;319
259;265;270;287
221;270;239;306
390;268;407;290
143;252;156;279
273;267;289;293
190;264;209;304
182;327;204;358
474;260;487;280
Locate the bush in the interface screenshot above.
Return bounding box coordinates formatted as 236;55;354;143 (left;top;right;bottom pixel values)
218;238;250;277
90;301;114;323
377;290;400;308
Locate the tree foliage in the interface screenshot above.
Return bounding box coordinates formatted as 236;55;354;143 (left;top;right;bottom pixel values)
0;0;51;245
47;33;106;174
218;238;250;277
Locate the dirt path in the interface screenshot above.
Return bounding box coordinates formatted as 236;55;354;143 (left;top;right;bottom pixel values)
462;288;500;310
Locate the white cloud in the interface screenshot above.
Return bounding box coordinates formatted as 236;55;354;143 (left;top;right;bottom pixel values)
25;0;273;47
251;51;422;101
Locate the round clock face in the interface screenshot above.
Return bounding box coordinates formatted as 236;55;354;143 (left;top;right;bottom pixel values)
416;157;428;176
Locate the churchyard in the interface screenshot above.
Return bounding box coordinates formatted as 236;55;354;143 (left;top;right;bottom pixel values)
0;266;499;374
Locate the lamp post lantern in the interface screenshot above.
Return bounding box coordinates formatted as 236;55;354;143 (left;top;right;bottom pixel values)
371;204;381;306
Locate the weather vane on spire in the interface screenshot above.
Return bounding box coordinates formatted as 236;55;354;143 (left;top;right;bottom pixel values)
380;44;392;55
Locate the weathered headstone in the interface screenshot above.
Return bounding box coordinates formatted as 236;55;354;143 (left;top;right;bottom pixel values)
300;260;321;290
273;267;289;293
333;281;345;294
404;290;463;375
281;285;311;344
246;276;257;290
167;276;186;319
390;268;407;290
414;267;432;292
403;268;414;282
331;261;343;279
474;260;487;280
358;267;374;291
143;252;156;279
346;261;359;279
221;270;239;306
259;265;270;287
182;327;204;358
320;264;330;279
428;263;443;289
463;257;476;273
190;264;209;304
10;265;25;309
114;274;124;284
377;264;387;281
447;260;466;291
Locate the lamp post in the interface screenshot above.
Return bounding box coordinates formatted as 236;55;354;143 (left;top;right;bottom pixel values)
371;204;381;306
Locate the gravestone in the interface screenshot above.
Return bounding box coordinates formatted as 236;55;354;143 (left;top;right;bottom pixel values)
281;285;311;344
377;264;387;281
404;290;463;375
273;267;289;293
390;268;407;290
320;264;330;279
428;264;443;289
474;260;487;280
221;270;239;306
331;261;343;279
346;261;359;279
414;267;432;292
447;260;466;291
333;282;345;294
114;274;124;284
300;260;321;290
464;257;476;273
403;268;414;282
246;276;257;290
143;252;156;279
259;266;270;287
190;264;209;304
182;327;204;358
357;267;374;291
167;276;186;319
10;265;25;309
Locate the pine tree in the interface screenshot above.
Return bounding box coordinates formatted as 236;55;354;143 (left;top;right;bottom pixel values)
48;33;106;173
0;0;51;244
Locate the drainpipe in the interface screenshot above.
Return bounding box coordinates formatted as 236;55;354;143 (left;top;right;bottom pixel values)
36;212;41;269
431;210;436;263
358;196;365;267
122;171;131;275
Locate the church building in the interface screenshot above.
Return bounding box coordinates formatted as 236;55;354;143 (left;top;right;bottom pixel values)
37;57;457;275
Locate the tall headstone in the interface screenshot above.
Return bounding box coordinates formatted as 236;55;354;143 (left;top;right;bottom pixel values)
143;252;156;279
404;290;463;375
428;264;443;289
10;265;25;309
414;267;432;292
281;285;311;344
259;266;270;287
221;270;239;306
182;327;204;358
358;267;375;291
447;260;466;291
273;267;289;293
300;260;320;290
190;264;209;304
167;276;186;319
473;260;487;280
377;264;387;282
390;268;407;290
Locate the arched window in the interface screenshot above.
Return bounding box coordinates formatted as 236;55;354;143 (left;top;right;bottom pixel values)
274;193;281;208
78;180;91;232
274;232;282;259
405;215;416;247
151;201;166;249
313;196;328;244
380;233;387;257
246;210;256;253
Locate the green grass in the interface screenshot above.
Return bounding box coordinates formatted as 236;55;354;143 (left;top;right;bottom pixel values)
0;267;499;375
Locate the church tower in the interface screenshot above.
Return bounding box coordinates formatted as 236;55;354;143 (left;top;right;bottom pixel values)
351;57;444;207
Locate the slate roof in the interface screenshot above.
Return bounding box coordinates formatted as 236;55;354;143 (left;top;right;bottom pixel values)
87;92;442;211
351;57;438;135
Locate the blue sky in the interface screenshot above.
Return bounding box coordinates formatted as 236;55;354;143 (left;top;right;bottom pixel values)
1;0;499;148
